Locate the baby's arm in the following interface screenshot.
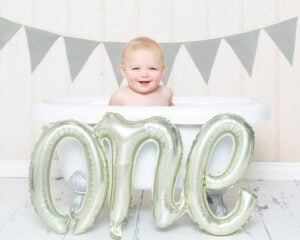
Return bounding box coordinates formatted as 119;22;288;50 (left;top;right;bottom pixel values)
161;86;173;106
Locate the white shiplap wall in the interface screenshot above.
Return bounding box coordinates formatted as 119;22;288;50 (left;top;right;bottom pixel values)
0;0;299;164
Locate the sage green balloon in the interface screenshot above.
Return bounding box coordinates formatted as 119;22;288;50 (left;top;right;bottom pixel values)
94;113;185;239
30;113;256;238
29;120;108;235
147;117;185;228
185;114;256;235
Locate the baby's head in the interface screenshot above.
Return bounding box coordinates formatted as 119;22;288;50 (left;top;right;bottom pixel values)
121;37;164;65
120;37;166;94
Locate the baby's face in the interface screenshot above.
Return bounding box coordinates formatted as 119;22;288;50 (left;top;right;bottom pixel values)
120;48;165;94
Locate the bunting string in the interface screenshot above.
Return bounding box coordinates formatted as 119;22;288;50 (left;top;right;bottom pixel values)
0;17;298;84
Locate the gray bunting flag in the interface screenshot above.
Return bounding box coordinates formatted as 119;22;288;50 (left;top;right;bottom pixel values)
0;17;21;50
225;29;260;76
104;42;125;86
265;18;298;65
184;39;221;83
0;16;299;82
64;37;99;81
25;26;59;72
160;43;181;85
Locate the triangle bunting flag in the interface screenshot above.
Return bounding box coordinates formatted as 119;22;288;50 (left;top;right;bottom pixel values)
225;29;260;76
64;37;99;81
25;26;59;72
265;18;298;65
184;39;221;83
104;42;125;86
0;17;21;50
160;43;181;85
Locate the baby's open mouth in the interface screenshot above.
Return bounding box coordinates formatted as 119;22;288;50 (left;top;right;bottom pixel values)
138;81;150;86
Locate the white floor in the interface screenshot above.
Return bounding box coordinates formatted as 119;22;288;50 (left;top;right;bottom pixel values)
0;178;300;240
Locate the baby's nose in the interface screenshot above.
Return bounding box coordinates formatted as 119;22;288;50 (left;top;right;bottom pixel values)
140;69;149;77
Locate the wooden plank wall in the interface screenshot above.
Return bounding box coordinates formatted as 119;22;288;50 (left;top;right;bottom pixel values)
0;0;299;163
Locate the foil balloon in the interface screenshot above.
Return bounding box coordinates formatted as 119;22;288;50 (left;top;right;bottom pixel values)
94;113;185;239
30;113;257;239
29;120;108;235
146;117;185;227
185;114;256;235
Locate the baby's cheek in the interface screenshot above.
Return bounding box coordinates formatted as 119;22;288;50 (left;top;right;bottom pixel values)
152;78;161;85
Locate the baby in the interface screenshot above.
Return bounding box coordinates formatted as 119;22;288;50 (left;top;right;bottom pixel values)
109;37;173;106
68;38;173;215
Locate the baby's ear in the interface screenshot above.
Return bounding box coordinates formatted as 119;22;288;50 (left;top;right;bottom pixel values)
162;65;167;75
120;64;125;76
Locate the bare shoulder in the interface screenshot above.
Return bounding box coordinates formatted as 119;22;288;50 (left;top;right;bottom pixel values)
159;86;173;105
160;86;173;97
108;87;128;106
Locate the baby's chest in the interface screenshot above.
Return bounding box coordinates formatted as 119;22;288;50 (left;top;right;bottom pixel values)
126;93;169;106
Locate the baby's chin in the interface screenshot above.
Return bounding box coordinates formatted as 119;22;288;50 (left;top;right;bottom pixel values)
129;85;159;95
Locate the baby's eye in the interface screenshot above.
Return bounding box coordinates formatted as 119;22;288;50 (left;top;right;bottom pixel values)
149;67;157;71
132;67;140;70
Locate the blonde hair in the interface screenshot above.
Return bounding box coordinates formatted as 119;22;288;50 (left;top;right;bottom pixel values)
121;37;164;64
